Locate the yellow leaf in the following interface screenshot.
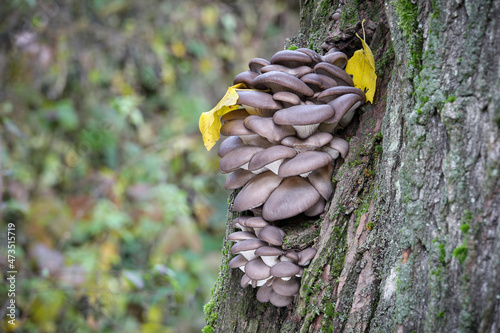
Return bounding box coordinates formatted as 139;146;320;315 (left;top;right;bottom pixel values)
198;83;252;151
345;21;377;103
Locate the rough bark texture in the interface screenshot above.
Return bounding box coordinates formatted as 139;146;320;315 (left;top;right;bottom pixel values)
204;0;500;332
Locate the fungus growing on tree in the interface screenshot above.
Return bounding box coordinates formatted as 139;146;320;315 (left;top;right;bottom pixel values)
199;38;376;307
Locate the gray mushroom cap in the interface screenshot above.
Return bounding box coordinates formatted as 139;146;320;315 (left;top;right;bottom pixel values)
269;292;294;307
322;136;349;159
233;70;261;89
317;86;366;104
218;136;245;158
273;104;335;139
243;216;270;229
307;163;334;200
228;231;257;242
300;73;338;92
272;277;300;296
220;119;255;137
270;50;312;68
237;90;283;117
248;145;297;174
252;71;314;98
332;12;341;21
244;116;296;144
323;51;348;69
314;62;354;87
240;274;252;288
255;246;284;257
232;215;252;231
297;247;318;266
272;91;302;107
295;48;323;65
281;132;333;152
256;284;273;303
262;176;321;221
231;239;267;261
220;109;249;124
284;251;299;262
278;151;333;178
229;254;249;271
258;226;286;246
304;197;326;216
219;146;264;173
248;57;270;74
270;261;301;279
224;169;256;190
245;257;272;280
261;64;313;78
233;171;283;211
273;104;335;126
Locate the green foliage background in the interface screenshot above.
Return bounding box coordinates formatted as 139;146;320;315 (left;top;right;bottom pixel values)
0;1;298;332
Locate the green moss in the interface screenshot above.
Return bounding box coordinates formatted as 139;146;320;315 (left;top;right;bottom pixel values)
460;223;470;234
202;326;214;333
437;311;445;318
453;242;468;264
438;243;446;264
394;0;424;72
375;145;383;153
366;221;375;230
463;210;474;224
287;45;298;50
445;96;456;103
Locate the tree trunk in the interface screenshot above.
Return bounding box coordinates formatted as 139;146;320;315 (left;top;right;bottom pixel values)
204;0;500;332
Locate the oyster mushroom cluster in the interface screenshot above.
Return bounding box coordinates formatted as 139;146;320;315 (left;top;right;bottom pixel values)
219;48;365;307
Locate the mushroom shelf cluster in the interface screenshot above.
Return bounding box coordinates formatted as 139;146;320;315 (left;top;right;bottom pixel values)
218;47;365;307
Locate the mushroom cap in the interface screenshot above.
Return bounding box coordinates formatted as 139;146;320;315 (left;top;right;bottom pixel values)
284;251;299;262
228;231;257;242
240;274;252;288
307;163;334;200
219;146;264;173
248;145;297;172
304;197;326;216
270;261;301;278
281;132;333;152
317;86;366;104
273;104;335;126
300;73;338;92
278;151;333;178
262;176;321;221
248;57;270;74
258;226;286;246
272;277;300;296
244;116;296;143
218;136;245;158
237;90;283;114
323;136;349;159
255;246;284;257
322;51;348;69
245;257;272;280
231;239;267;254
272;91;302;106
332;12;341;21
297;247;317;266
225;169;256;190
233;70;261;88
325;94;364;125
270;50;312;67
261;64;313;78
252;71;314;97
220;119;256;136
269;292;294;307
243;216;270;229
221;109;249;124
256;284;273;303
233;171;283;211
295;48;323;65
229;254;249;269
314;62;354;87
232;215;252;229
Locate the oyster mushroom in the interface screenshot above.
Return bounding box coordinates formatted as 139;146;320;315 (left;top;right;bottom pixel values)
273;104;335;139
231;239;267;261
233;171;283;212
247;145;297;175
278;151;333;178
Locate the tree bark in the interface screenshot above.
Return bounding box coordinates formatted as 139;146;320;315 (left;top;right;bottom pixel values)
204;0;500;332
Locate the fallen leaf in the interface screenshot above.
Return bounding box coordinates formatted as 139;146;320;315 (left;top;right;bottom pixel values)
345;20;377;103
199;83;262;151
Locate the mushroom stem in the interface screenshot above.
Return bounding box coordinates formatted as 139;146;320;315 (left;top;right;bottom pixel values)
292;124;320;139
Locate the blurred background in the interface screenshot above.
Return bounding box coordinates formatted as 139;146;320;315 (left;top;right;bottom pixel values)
0;1;299;332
